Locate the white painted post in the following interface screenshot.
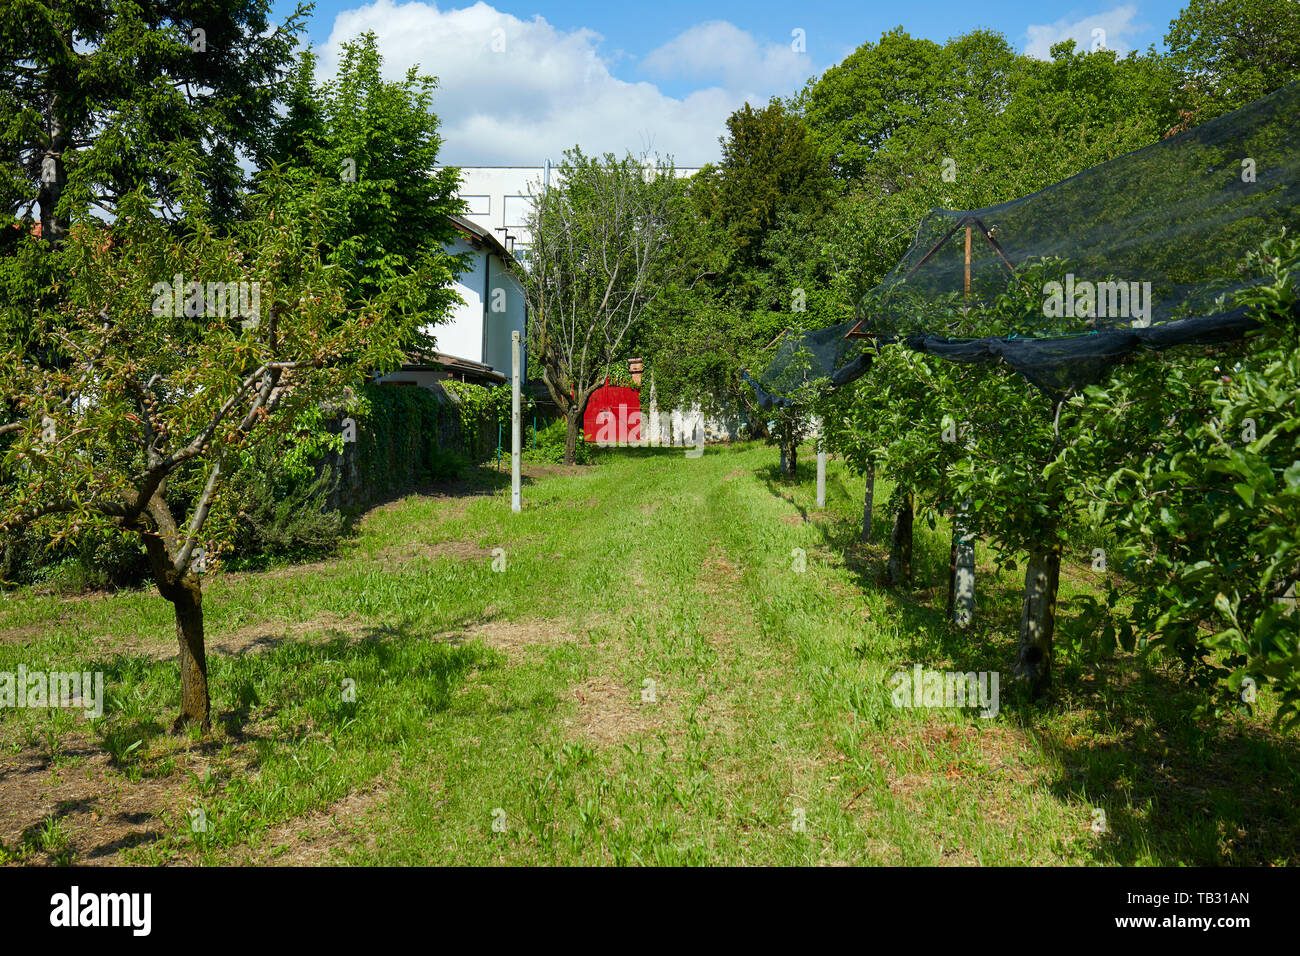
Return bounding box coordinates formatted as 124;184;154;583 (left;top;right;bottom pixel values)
952;499;975;627
511;331;521;513
816;446;827;508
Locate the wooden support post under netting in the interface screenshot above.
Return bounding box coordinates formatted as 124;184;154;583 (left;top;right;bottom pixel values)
964;224;972;298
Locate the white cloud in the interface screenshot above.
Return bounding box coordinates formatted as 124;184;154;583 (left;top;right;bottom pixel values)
315;1;813;166
639;20;810;94
1023;4;1145;60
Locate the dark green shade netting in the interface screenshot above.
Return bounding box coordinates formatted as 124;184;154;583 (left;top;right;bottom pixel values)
754;80;1300;402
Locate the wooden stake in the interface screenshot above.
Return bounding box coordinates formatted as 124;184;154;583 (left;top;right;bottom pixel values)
964;224;972;299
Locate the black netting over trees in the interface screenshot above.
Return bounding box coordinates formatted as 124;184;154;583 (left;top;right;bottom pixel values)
753;80;1300;400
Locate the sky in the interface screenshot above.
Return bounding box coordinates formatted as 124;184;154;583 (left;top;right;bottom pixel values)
268;0;1192;165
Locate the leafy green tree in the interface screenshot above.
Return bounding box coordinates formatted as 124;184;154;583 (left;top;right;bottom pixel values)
993;40;1179;181
1167;0;1300;121
797;27;1176;204
518;149;683;464
643;100;835;439
0;0;309;243
642;302;784;429
1081;233;1300;726
266;33;464;346
693;99;833;301
0;161;432;731
795;27;972;183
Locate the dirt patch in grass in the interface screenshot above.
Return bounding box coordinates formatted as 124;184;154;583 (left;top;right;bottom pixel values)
696;543;750;658
379;539;492;564
700;547;742;584
866;720;1040;790
224;558;341;584
524;463;588;478
0;600;368;663
567;675;664;745
455;619;583;656
208;613;369;659
848;717;1048;864
0;730;190;866
0;622;45;646
225;784;388;866
76;611;367;662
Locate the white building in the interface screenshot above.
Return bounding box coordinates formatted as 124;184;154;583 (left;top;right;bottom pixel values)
381;162;701;389
451;164;705;260
379;213;526;388
453;166;547;259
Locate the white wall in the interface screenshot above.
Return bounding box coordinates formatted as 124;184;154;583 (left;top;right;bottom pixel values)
454;167;546;257
449;164;704;260
435;234;486;364
402;232;526;379
645;381;744;446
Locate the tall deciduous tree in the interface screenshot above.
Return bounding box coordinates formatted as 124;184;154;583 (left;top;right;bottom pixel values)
693;98;832;300
266;33;464;345
518;149;682;465
1167;0;1300;121
0;0;309;244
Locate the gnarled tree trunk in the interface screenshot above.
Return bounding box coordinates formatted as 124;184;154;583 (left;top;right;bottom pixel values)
169;575;209;731
886;492;913;586
138;511;211;732
564;408;582;465
861;463;875;542
781;439;798;478
1015;545;1061;699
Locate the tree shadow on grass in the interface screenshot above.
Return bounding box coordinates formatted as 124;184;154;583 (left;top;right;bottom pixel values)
0;613;567;862
346;463;515;513
762;467;1300;865
1030;667;1300;865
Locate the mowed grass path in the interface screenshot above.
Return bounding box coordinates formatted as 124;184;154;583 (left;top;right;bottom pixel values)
1;443;1297;865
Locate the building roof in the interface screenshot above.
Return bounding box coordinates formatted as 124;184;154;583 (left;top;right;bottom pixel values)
448;213;519;267
400;348;507;385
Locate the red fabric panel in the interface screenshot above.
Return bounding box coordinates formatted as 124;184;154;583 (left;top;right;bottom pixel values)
583;384;642;443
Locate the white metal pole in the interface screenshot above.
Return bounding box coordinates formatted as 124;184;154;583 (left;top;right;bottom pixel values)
511;330;521;513
816;446;827;508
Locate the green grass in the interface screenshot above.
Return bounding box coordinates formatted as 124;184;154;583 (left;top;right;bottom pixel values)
0;442;1296;866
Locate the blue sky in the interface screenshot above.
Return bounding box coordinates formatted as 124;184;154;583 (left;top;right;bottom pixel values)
268;1;1192;164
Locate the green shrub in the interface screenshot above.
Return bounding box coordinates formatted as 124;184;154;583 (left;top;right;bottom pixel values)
427;444;470;481
222;440;347;569
525;416;591;464
2;524;149;592
441;380;532;461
